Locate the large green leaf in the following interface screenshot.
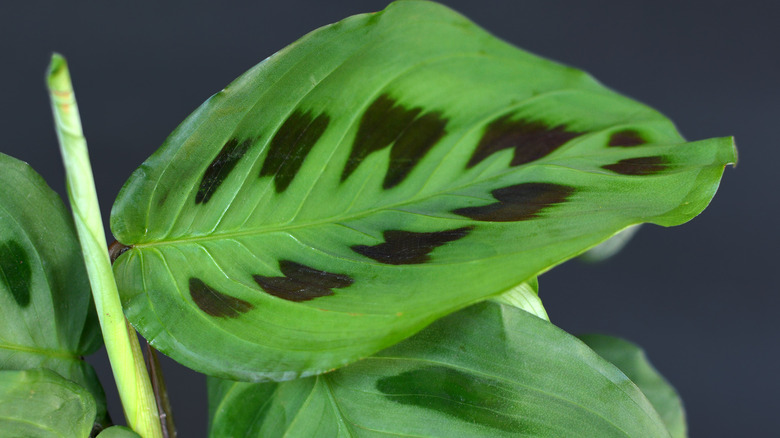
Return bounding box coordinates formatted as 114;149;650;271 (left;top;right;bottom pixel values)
111;0;735;380
581;334;687;438
0;368;96;438
0;153;106;422
207;301;672;437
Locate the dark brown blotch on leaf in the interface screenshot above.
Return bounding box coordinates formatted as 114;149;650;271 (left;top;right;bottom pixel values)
608;129;646;147
467;115;585;169
352;227;473;265
260;109;330;193
253;260;353;302
453;183;575;222
196;138;253;204
343;94;447;189
602;156;669;175
189;278;253;318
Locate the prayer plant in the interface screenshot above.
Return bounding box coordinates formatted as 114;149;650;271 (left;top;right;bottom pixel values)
0;2;735;437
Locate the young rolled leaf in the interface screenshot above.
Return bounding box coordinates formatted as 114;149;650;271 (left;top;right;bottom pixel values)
581;334;687;438
111;0;736;380
0;153;107;421
0;369;96;438
491;277;548;321
207;301;672;437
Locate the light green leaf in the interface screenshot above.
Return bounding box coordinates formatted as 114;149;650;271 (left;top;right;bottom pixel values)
208;301;671;437
491;277;549;320
0;368;96;438
111;0;735;380
96;426;142;438
580;334;687;438
580;224;642;262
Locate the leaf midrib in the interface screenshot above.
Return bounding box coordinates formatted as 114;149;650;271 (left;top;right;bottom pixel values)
130;119;673;250
0;342;80;361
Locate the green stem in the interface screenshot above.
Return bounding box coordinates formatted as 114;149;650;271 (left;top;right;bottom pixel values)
47;53;163;438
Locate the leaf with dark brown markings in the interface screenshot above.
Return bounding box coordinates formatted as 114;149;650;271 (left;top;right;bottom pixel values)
111;1;735;380
352;227;473;265
260;110;330;192
603;156;669;175
383;111;447;189
344;93;447;189
196;138;252;204
253;260;353;302
467;115;584;169
189;278;253;318
454;183;575;222
609;129;647;147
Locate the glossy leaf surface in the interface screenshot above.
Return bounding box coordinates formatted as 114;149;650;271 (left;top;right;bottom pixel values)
0;368;96;438
0;153;106;419
581;334;687;438
207;301;671;437
111;0;736;380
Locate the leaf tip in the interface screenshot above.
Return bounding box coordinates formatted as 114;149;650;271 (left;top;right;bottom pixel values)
46;53;70;91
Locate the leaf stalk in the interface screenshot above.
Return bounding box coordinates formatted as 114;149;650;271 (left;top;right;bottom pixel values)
47;53;163;438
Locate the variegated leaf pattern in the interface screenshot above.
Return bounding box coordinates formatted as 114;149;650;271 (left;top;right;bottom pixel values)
111;1;736;380
207;302;673;437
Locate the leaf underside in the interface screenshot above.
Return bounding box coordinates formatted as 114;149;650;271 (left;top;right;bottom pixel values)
208;302;672;437
0;153;106;420
111;0;736;380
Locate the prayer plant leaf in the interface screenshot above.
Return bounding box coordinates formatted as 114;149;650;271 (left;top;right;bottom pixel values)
0;153;106;422
207;301;672;437
580;334;687;438
111;0;736;380
0;368;96;438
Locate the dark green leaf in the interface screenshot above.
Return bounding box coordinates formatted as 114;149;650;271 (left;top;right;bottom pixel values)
208;301;671;437
0;153;106;422
0;368;95;437
111;0;735;380
580;334;687;438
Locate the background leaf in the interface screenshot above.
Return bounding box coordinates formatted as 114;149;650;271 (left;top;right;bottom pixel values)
0;153;106;423
208;301;672;437
111;0;735;380
579;224;642;262
580;334;687;438
0;368;96;438
96;426;143;438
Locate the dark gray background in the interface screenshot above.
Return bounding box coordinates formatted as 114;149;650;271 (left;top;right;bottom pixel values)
1;1;776;436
